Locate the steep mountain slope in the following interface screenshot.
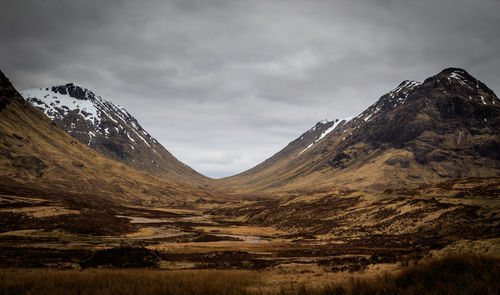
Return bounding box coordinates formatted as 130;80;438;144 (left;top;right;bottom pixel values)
21;84;206;183
220;68;500;192
0;70;211;207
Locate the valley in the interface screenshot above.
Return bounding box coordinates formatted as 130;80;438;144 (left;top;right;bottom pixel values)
1;67;499;293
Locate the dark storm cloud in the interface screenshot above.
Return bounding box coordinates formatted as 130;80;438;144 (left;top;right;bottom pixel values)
1;0;499;177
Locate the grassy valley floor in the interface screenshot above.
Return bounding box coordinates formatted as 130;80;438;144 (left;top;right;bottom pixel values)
0;178;499;293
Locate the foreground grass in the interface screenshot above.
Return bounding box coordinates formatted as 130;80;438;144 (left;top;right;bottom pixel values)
287;253;500;295
0;254;499;295
0;269;259;295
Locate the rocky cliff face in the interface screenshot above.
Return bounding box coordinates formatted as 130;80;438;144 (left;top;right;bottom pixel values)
221;68;500;192
21;84;206;183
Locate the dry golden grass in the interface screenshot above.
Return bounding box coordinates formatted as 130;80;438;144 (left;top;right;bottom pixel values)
125;227;183;239
152;240;278;254
0;229;76;239
149;234;314;257
1;254;499;295
148;206;202;214
0;269;260;295
430;238;500;257
0;206;79;218
194;225;286;237
263;253;500;294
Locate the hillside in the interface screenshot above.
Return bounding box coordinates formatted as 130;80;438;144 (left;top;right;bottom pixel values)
219;68;500;193
0;70;211;207
21;84;207;183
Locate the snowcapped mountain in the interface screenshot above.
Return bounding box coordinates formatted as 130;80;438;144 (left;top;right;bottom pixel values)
22;84;156;148
220;68;500;192
21;83;205;182
0;71;210;206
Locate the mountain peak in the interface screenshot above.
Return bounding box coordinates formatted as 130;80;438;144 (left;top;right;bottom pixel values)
430;67;478;85
50;83;97;101
20;84;205;181
439;67;471;76
418;67;499;105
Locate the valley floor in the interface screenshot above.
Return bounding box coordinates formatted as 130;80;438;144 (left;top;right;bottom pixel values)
0;177;499;292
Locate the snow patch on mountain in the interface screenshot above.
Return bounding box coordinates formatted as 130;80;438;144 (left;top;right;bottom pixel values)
387;80;421;106
298;117;354;156
21;83;158;150
22;87;100;123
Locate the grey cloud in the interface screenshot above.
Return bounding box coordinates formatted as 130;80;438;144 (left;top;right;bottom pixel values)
1;0;499;177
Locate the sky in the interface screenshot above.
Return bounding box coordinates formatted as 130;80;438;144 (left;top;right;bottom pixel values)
1;0;500;178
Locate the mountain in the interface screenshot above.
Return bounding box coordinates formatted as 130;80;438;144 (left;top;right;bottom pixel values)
0;70;211;207
219;68;500;192
21;84;206;183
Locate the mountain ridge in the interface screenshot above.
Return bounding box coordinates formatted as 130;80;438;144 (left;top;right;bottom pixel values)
6;67;499;195
21;83;207;183
218;67;500;193
0;70;211;207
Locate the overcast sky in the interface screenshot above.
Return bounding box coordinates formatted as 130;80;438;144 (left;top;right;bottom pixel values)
1;0;499;178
